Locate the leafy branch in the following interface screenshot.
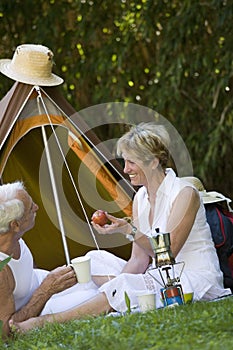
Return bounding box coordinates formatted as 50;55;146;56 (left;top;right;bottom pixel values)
0;256;12;271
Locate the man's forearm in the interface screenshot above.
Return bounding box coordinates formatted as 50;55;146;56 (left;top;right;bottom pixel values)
11;282;53;322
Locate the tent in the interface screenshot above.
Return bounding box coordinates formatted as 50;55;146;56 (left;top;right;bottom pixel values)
0;82;135;269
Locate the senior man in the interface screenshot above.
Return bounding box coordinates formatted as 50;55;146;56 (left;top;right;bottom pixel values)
0;181;98;337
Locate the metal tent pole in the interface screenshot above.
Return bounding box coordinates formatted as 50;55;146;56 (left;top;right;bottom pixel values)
41;124;70;265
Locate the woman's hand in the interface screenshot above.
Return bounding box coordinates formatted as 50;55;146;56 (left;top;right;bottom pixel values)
91;212;131;236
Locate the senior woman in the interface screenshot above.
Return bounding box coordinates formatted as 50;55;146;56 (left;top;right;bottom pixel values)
11;122;231;332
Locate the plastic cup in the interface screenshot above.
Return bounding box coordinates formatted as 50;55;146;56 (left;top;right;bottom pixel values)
70;256;91;283
137;292;156;312
183;292;194;304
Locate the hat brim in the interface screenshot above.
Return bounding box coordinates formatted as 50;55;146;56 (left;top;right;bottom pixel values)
201;191;227;205
0;59;64;86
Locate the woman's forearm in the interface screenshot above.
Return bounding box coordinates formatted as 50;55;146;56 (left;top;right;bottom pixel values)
121;253;149;274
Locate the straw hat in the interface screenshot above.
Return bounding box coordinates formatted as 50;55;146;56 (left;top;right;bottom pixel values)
182;176;232;206
0;44;63;86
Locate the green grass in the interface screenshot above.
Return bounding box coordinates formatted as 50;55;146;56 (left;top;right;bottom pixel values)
1;296;233;350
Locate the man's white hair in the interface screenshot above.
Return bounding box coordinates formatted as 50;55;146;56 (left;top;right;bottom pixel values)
0;181;25;234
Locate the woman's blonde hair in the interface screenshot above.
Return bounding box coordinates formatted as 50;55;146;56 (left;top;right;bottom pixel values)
116;122;170;170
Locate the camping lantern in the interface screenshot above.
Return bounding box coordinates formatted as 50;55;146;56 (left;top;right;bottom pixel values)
148;229;185;307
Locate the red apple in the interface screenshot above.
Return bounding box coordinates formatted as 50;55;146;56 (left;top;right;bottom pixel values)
91;210;109;226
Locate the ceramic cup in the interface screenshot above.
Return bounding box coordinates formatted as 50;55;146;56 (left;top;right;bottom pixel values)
137;292;156;312
70;256;91;283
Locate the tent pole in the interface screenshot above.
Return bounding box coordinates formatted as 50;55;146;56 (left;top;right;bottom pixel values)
41;125;70;265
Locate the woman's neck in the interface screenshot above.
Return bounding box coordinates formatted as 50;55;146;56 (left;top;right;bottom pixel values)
146;168;166;203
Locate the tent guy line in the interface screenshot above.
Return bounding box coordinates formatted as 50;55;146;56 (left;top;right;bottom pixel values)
35;86;101;261
35;86;114;283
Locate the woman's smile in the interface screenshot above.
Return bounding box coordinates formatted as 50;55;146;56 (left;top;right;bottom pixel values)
129;174;137;179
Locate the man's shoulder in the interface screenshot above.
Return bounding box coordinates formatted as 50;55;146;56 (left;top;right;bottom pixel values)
0;263;15;292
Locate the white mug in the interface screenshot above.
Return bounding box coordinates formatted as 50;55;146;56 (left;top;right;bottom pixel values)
137;292;156;312
70;256;91;283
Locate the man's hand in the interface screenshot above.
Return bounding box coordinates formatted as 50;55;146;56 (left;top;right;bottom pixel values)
41;265;77;296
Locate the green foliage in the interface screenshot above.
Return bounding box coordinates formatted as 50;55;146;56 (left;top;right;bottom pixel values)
0;0;232;197
124;291;131;313
3;297;233;349
0;256;11;271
